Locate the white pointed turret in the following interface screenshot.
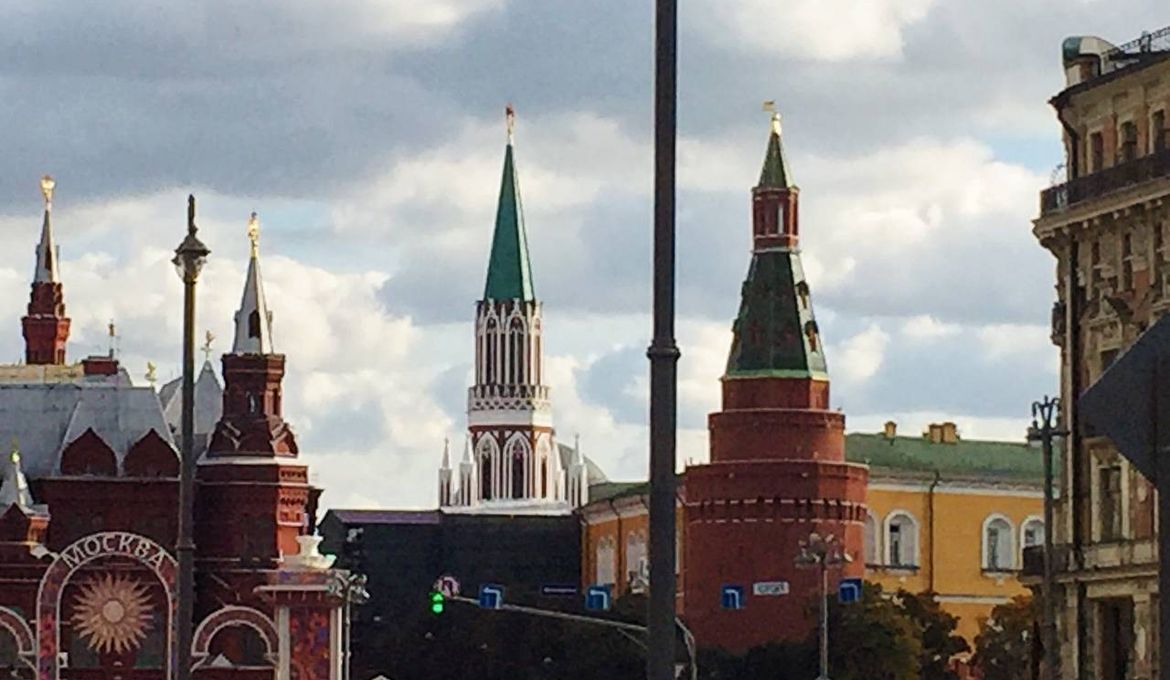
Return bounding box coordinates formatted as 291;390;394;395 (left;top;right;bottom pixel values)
457;435;475;506
0;442;33;511
34;175;59;284
439;438;453;507
232;212;274;355
567;433;588;508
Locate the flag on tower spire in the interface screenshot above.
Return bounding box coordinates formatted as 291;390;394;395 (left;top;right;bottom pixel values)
483;105;535;301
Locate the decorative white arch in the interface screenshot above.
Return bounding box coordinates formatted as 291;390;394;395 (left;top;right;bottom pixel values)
0;606;35;671
475;434;500;501
883;510;919;568
1019;514;1045;565
503;432;533;499
981;513;1016;572
191;606;278;668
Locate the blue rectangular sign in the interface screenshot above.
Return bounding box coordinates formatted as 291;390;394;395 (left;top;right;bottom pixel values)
478;584;504;609
838;578;862;604
585;585;611;611
720;585;745;610
541;584;578;596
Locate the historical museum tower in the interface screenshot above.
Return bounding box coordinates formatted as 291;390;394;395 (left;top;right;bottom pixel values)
683;113;869;651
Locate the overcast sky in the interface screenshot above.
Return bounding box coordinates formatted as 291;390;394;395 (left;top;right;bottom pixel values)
0;2;1162;509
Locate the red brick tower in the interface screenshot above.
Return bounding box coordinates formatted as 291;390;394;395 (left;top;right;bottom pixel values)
196;213;316;615
21;175;71;365
683;113;869;652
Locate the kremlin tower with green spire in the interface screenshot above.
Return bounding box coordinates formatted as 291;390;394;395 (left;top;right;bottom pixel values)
683;112;869;651
440;107;588;512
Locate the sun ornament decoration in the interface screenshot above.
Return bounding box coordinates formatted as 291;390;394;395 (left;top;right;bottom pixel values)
70;573;154;654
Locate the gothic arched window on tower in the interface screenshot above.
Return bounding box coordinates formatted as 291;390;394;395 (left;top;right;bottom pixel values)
481;454;493;500
247;392;259;414
541;458;548;498
485;320;498;384
512;450;525;499
804;321;819;352
509;317;525;385
248;309;261;339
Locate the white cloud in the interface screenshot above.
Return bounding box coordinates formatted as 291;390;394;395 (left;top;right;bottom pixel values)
976;323;1052;361
901;314;961;340
831;324;891;384
691;0;935;61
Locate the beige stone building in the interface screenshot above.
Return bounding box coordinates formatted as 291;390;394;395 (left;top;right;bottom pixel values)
1032;26;1170;680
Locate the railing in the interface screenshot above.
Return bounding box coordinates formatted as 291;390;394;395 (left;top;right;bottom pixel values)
1041;147;1170;216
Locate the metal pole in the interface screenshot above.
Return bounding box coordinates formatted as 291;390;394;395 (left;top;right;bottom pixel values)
819;562;829;680
648;0;679;678
1157;356;1170;680
1040;418;1058;680
176;197;198;680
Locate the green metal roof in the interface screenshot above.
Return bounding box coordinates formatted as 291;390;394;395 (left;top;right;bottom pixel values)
586;481;649;504
725;250;827;379
758;126;793;189
483;143;535;301
845;433;1044;485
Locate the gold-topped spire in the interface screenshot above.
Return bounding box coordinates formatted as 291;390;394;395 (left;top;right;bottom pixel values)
145;361;157;386
762;100;781;135
247;212;260;257
10;437;19;465
40;175;55;208
202;330;216;362
505;104;516;144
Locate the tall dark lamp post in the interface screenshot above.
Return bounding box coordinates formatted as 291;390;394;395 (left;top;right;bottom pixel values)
173;195;209;680
647;0;679;679
795;532;851;680
1026;396;1065;680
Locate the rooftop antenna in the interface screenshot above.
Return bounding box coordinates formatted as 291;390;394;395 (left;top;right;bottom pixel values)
107;320;117;359
505;104;516;144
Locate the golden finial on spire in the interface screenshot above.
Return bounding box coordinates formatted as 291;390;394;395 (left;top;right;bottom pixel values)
40;175;55;208
505;104;516;144
145;361;157;386
762;100;781;135
10;437;19;465
202;330;216;362
247;212;260;257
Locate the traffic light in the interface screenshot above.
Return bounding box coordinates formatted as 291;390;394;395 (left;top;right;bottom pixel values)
429;590;445;615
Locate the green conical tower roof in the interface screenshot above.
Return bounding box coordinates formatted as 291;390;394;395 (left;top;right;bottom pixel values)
758;114;793;189
483;139;535;301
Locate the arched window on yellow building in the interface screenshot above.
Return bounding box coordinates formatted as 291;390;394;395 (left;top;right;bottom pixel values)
1020;516;1044;563
885;511;918;567
982;514;1015;572
863;512;880;565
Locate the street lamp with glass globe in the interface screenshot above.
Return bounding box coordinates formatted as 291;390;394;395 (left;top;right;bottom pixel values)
795;532;852;680
1026;396;1066;680
173;195;209;680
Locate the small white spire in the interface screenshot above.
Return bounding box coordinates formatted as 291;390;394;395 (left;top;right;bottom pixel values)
0;440;33;510
34;175;59;284
441;438;451;469
232;212;274;354
572;433;584;466
461;435;474;465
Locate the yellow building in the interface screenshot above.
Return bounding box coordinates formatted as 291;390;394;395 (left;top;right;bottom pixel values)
579;422;1044;648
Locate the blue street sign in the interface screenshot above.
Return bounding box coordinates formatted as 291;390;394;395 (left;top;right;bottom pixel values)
585;585;611;611
720;585;745;610
838;578;862;604
478;584;504;609
541;584;578;597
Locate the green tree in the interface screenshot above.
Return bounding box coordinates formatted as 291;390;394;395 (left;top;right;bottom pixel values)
896;589;971;680
825;581;923;680
972;595;1039;680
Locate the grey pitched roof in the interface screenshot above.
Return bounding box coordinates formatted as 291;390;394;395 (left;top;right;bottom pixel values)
0;382;175;478
556;442;607;485
328;509;443;525
160;361;223;444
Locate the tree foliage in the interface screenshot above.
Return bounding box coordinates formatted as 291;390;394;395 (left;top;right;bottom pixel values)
972;595;1040;680
896;589;971;680
826;582;923;680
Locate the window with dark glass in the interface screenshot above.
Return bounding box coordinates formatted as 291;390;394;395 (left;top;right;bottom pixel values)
1099;463;1123;541
1090;132;1104;172
1120;121;1138;163
1153;110;1167;153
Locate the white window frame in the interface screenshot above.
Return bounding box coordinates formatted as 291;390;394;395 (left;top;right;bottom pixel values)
883;510;919;568
595;536;616;587
1019;515;1045;564
864;511;881;565
982;513;1016;572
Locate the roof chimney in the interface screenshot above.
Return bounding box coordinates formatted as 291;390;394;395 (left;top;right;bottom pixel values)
882;421;897;439
925;422;959;444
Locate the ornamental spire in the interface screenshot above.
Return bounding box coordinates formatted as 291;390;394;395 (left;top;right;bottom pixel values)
483;105;535;301
758;102;793;189
441;438;451;469
0;439;33;510
34;175;59;283
232;212;274;354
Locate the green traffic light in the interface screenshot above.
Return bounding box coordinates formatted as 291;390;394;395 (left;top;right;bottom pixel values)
430;591;444;614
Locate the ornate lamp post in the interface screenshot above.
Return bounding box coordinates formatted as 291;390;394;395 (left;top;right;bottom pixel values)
327;572;370;680
795;532;851;680
1026;396;1066;680
172;195;209;680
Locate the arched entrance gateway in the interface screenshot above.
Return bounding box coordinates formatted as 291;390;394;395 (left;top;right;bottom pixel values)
36;532;178;680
